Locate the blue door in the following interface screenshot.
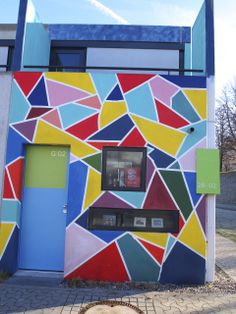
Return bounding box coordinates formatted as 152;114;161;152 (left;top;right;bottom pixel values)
19;145;69;271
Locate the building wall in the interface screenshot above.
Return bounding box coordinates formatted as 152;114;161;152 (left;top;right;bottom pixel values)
0;71;208;283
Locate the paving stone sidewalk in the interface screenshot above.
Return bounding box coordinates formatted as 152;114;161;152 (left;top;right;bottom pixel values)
0;234;236;314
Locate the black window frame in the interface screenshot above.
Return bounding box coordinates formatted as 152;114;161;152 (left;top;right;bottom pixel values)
0;40;15;71
88;207;179;233
101;146;147;192
49;47;87;72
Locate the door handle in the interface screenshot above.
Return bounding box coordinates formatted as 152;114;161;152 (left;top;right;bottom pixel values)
63;204;68;214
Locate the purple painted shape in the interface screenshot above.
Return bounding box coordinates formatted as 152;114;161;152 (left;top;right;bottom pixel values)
196;197;206;234
93;192;134;208
179;138;207;171
146;157;155;186
150;76;179;106
46;80;90;107
64;223;106;275
13;120;37;141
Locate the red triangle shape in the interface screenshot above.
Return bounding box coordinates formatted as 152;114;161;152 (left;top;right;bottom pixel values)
155;99;189;128
139;239;164;265
66;242;129;282
14;72;42;97
66;113;99;140
144;172;177;210
27;107;52;119
120;127;146;147
8;158;24;201
3;170;14;199
86;141;119;150
117;74;155;93
172;213;185;237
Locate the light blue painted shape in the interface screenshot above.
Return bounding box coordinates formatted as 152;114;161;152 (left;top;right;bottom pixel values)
164;235;176;259
177;121;207;158
19;146;69;271
172;91;200;123
192;2;206;75
117;234;160;281
22;23;50;71
19;187;68;271
91;73;117;103
184;43;191;71
112;191;146;208
59;103;96;129
1;200;20;225
9;81;29;123
125;84;157;121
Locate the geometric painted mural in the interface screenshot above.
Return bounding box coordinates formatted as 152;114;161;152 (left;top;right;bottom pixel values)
0;72;207;283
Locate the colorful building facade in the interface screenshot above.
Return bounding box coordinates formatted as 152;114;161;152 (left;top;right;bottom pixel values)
0;0;218;284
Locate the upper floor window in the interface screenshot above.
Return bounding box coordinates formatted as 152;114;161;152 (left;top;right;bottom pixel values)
0;45;14;71
50;47;86;72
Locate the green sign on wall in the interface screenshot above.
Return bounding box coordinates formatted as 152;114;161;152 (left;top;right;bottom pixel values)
196;149;220;194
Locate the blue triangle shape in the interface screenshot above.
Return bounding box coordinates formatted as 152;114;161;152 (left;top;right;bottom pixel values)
91;230;124;243
148;145;175;168
107;84;124;101
6;127;29;164
28;77;48;107
0;226;18;273
89;114;134;140
184;172;202;206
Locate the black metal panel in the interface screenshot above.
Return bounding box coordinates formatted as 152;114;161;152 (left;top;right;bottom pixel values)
88;207;179;233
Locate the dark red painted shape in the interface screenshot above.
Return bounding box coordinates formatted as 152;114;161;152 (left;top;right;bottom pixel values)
66;113;99;140
8;158;24;201
143;172;177;210
139;239;164;265
155;99;189;128
3;170;14;199
117;74;155;93
14;72;42;96
66;242;129;282
120;127;146;147
86;141;119;150
27;107;52;119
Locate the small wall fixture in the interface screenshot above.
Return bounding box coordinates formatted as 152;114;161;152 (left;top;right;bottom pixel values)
187;127;195;134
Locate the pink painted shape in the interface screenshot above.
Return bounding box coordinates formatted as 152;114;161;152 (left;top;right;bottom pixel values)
77;95;101;109
64;223;106;275
150;76;179;106
42;109;62;128
46;80;90;107
179;138;207;171
70;153;78;163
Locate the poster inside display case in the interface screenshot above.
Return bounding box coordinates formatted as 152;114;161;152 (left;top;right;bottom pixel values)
102;147;147;191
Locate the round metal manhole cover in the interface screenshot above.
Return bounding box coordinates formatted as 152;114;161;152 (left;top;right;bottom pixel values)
79;300;144;314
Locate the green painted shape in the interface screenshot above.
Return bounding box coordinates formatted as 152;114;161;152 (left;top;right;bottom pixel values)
83;153;101;172
169;162;180;170
24;145;69;189
160;170;193;220
196;149;220;194
117;234;160;282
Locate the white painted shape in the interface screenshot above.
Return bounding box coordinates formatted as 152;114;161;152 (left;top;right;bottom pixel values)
64;223;106;275
86;48;179;73
206;76;216;283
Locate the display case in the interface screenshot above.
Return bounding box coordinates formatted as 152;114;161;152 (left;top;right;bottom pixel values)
101;147;147;191
88;207;179;233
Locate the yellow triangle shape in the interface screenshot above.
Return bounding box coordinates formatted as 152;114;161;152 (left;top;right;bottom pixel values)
45;72;96;94
83;169;102;210
99;101;127;128
179;212;206;257
184;89;207;119
35;120;97;159
0;223;15;256
132;232;168;248
131;115;186;157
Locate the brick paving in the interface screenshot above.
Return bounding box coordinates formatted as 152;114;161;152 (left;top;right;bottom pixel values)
0;283;236;314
